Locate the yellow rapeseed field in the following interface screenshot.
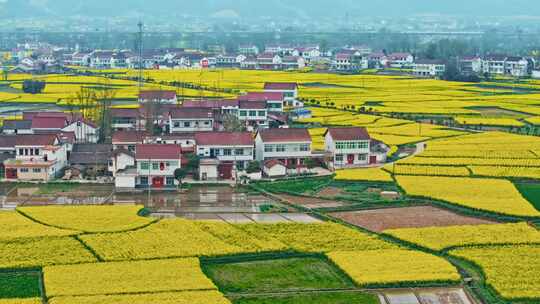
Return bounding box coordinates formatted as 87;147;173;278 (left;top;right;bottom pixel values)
48;291;232;304
395;176;540;217
335;167;394;182
450;245;540;300
17;205;154;233
44;258;217;297
238;222;398;252
328;250;460;286
0;299;42;304
384;222;540;251
0;237;96;268
0;211;76;241
387;164;470;177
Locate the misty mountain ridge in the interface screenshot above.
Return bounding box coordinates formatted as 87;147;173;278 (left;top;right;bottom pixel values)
2;0;540;19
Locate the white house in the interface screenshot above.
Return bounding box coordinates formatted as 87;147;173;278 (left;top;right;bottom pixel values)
112;130;145;152
238;92;285;112
134;144;182;188
459;56;483;75
138;90;178;104
483;55;506;75
257;53;282;70
324;127;386;169
255;128;312;167
108;148;135;177
413;60;446;78
387;53;414;68
111;108;145;131
4;134;68;181
533;70;540;79
168;108;214;133
292;47;321;61
238;45;259;56
62;118;99;143
263;82;302;108
504;56;530;77
238;100;268;131
281;56;306;70
263;159;287;178
195;132;254;172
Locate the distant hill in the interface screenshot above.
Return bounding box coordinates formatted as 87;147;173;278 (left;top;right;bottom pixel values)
1;0;540;19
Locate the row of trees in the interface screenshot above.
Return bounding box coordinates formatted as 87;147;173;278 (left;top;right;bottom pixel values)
22;80;46;94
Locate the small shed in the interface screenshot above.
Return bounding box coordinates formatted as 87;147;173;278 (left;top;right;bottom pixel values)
264;159;287;178
199;159;219;181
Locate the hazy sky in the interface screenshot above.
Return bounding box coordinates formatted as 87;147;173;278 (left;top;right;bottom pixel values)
2;0;540;18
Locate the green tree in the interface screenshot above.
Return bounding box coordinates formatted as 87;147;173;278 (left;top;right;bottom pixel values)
246;161;261;174
22;80;46;94
222;113;246;132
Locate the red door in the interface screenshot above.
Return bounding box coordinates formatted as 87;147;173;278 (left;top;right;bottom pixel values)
347;154;355;165
370;156;377;165
152;177;164;188
218;162;234;180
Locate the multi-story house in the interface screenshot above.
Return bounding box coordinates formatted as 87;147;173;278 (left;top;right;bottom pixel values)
238;92;285;112
195;131;255;175
504;57;530;77
215;54;246;68
134;144;182;188
257;53;282;70
324;127;372;169
482;55;506;75
255;128;312;167
387;52;414;68
111;108;145;131
332;52;368;71
112;130;145;152
459;56;483;75
238;45;259;56
4;134;67;181
281;56;306;70
413;60;446;78
62;118;99;143
238;100;268;131
168;108;214;133
138;90;178;104
263;82;302;108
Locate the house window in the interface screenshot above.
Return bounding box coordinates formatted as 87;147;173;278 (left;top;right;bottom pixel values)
77;121;82;127
33;168;41;173
140;162;149;170
264;145;274;152
258;111;266;116
249;111;257;117
276;144;286;152
204;121;210;125
223;149;232;156
20;168;29;173
234;149;244;156
300;144;310;152
359;154;367;161
166;177;174;185
140;176;148;185
152;162;159;170
239;111;247;117
335;154;343;162
35;149;40;155
183;122;191;127
18;148;23;156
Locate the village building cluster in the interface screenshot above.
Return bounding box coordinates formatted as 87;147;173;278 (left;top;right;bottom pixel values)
3;42;539;79
0;82;389;189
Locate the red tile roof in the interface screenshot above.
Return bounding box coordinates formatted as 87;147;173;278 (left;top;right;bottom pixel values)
258;128;311;143
0;136;17;149
182;99;239;109
239;100;267;109
31;117;67;129
169;108;214;119
135;144;181;160
264;159;285;168
325;127;371;141
264;82;298;91
195;132;254;146
238;92;284;102
112;131;146;144
139;90;177;100
15;134;58;146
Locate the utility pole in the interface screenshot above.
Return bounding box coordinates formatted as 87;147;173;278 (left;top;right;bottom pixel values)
137;21;144;90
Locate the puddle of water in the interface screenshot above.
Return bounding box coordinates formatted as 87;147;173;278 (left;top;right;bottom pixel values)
378;288;474;304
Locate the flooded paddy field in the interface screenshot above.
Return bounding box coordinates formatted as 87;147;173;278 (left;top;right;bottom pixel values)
0;183;320;223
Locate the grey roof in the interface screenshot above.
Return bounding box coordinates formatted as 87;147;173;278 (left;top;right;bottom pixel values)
2;120;32;130
69;152;111;165
72;144;112;153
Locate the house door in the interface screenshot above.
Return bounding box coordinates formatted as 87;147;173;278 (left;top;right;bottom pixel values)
369;156;377;165
218;162;234;180
347;154;355;165
152;177;164;188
